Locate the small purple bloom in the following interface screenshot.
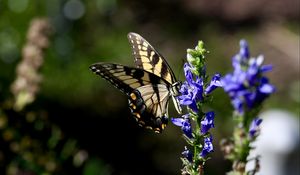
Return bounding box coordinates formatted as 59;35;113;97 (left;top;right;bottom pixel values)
182;146;193;162
177;64;204;112
231;39;249;70
171;114;193;138
178;83;199;112
201;111;215;134
244;77;275;108
200;136;213;158
194;76;204;101
259;77;275;94
205;73;222;94
178;82;195;105
249;118;263;138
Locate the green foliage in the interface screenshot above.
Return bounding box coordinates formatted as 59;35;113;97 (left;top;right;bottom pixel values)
83;158;111;175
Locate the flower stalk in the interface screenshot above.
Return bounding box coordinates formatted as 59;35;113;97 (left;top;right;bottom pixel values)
10;18;52;111
172;41;222;175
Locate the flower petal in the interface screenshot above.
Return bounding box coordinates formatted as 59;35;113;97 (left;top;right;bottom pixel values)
249;118;263;138
205;73;222;94
201;111;215;134
259;83;275;94
171;118;184;126
200;136;214;157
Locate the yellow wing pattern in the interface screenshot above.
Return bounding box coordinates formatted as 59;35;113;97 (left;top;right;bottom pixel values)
127;32;176;84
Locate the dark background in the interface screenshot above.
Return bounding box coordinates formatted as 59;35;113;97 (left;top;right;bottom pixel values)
0;0;299;174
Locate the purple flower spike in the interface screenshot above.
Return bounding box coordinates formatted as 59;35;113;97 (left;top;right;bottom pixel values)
174;41;218;172
201;111;215;134
249;118;263;138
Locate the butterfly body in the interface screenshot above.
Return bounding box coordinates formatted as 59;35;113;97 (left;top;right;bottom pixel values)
90;33;182;133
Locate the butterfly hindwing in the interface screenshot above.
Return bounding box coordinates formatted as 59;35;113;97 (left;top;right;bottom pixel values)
90;63;171;133
127;32;177;84
128;84;170;133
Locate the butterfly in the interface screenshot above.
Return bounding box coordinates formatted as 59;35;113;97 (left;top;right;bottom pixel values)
89;32;182;133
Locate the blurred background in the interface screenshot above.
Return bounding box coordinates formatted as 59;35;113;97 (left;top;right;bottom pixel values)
0;0;299;174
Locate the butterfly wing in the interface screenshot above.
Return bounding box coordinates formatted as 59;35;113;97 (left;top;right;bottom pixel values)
129;84;170;133
90;63;171;133
127;32;177;84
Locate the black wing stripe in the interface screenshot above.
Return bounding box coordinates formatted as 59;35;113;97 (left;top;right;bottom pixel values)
127;32;176;84
90;63;133;93
89;63;169;94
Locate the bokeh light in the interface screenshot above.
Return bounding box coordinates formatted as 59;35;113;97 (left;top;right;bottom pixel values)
63;0;85;20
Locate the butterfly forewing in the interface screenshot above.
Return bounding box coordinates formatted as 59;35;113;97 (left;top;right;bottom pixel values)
90;63;168;92
127;32;177;84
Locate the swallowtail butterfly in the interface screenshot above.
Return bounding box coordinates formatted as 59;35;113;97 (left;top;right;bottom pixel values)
90;33;182;133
